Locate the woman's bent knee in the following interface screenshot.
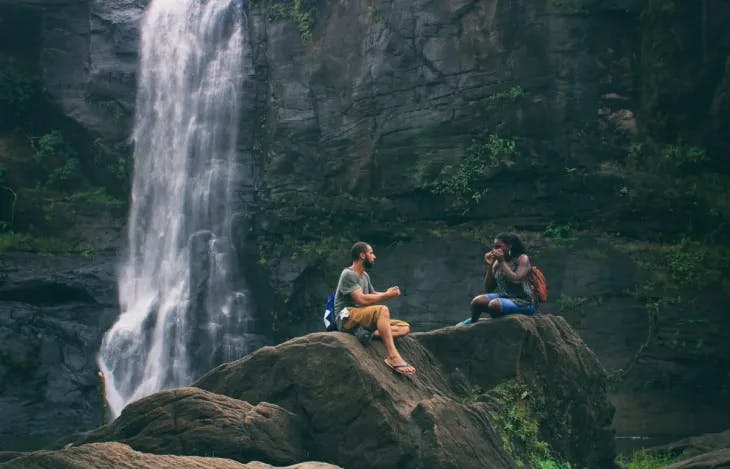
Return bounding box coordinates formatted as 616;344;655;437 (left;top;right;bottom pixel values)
471;296;488;306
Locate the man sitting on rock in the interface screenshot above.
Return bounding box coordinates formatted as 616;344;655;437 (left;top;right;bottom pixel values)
334;241;415;375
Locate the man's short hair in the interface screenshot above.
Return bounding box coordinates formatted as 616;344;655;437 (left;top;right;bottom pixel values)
351;241;370;261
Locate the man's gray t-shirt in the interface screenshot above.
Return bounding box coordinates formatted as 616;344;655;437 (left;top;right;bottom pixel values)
334;267;374;313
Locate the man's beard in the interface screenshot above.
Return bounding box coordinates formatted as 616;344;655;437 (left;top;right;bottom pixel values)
363;259;374;269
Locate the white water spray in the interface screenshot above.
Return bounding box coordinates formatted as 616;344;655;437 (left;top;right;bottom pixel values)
99;0;249;418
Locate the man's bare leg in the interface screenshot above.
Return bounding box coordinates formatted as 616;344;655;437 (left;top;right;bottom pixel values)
373;322;410;339
377;307;415;374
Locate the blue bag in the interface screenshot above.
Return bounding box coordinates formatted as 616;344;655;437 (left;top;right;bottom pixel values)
323;291;337;331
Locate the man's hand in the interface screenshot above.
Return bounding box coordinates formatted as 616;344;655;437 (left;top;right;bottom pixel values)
386;286;401;298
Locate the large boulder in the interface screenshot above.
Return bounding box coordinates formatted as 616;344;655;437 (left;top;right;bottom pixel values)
637;429;730;469
414;315;616;468
195;329;513;469
663;449;730;469
192;314;614;469
76;387;307;465
0;442;338;469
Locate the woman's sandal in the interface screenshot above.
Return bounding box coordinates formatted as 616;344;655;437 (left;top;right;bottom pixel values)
384;358;416;375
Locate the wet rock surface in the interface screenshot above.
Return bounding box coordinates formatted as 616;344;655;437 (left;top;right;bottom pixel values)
0;442;340;469
0;251;119;450
192;315;614;469
75;387;308;466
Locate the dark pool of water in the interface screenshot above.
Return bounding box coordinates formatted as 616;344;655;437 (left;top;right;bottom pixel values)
615;435;687;456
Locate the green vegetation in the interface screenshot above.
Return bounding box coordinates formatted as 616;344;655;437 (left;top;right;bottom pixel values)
257;0;318;42
616;449;678;469
609;237;730;381
460;380;570;468
0;231;75;253
617;137;726;241
554;294;589;316
366;6;384;24
627;140;708;174
0;121;129;252
432;134;518;208
30;130;83;190
626;238;725;290
486;86;525;103
543;223;577;244
91;138;133;196
485;381;571;469
91;99;126;122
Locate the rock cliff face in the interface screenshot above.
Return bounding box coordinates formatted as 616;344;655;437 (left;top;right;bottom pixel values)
0;0;143;139
0;252;119;450
1;0;730;452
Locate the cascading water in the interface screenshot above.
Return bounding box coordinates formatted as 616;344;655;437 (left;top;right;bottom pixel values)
99;0;250;418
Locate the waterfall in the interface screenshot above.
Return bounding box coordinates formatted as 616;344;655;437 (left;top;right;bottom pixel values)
98;0;249;418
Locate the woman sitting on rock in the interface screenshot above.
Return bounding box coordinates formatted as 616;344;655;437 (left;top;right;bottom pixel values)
458;232;536;325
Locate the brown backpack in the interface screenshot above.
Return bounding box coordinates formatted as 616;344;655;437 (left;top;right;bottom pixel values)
529;266;548;303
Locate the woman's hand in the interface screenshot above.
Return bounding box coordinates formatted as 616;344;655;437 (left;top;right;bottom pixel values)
493;248;505;261
484;250;496;265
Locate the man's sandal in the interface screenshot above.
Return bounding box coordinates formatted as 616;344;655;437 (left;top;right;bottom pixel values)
384;358;416;375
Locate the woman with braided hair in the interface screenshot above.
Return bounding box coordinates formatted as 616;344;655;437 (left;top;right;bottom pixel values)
458;232;537;326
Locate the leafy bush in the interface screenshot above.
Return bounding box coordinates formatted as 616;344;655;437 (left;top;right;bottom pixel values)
31;130;84;190
260;0;318;42
628;140;707;174
487;86;525;103
47;157;82;189
91;138;132;196
433;134;518;207
544;222;577;243
616;449;677;469
483;381;571;469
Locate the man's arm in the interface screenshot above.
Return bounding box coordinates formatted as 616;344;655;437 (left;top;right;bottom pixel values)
351;286;400;306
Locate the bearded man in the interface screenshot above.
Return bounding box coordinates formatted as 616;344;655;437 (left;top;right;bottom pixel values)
333;242;415;375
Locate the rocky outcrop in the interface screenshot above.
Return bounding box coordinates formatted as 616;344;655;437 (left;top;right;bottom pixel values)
663;449;730;469
657;430;730;459
0;251;119;450
0;0;143;139
192;314;613;469
75;387;308;466
64;315;614;468
415;313;615;467
0;442;339;469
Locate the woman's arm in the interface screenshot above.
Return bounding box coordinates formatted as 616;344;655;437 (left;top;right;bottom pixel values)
498;254;531;282
483;250;497;291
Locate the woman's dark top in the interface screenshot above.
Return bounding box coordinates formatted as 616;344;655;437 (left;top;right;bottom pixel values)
493;257;535;306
